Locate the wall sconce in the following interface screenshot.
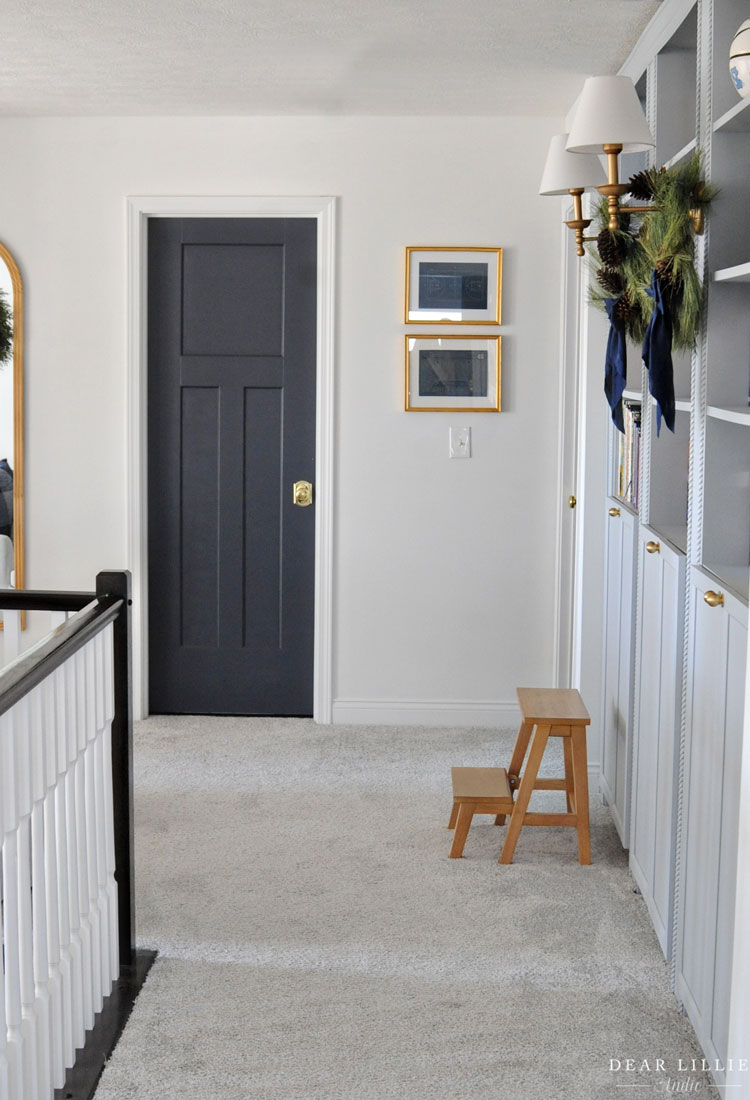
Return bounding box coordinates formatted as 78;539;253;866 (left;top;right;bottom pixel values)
539;133;607;256
566;75;655;232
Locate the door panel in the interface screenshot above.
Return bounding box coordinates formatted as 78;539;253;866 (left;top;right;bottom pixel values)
677;571;747;1079
148;217;317;715
630;531;684;958
600;504;637;846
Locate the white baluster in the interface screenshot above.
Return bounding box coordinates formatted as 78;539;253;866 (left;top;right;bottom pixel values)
52;667;74;1070
16;820;38;1100
0;866;11;1100
3;832;24;1100
55;780;75;1068
73;646;93;1033
93;630;105;740
1;710;23;1100
73;750;94;1033
101;627;119;982
93;732;111;997
41;675;64;1089
14;699;40;1100
29;687;52;1099
65;780;88;1050
84;744;102;1015
83;640;103;1013
92;632;112;998
0;791;11;1100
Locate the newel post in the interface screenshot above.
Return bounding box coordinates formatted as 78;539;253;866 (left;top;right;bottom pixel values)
96;570;135;968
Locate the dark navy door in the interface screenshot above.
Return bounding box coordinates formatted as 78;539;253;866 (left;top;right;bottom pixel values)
147;217;317;715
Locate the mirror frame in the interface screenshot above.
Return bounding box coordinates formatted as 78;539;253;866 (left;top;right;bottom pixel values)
0;241;25;619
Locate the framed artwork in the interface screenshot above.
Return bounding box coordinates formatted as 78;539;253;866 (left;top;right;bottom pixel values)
405;335;501;412
404;247;502;324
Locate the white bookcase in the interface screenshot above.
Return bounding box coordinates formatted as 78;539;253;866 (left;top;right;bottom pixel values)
595;0;749;1091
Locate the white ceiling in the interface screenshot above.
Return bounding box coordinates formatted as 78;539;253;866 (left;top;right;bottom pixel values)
0;0;661;117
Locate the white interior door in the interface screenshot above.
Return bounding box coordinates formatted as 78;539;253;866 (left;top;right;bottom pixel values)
555;214;583;687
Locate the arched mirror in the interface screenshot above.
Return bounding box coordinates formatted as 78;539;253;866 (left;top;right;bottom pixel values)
0;241;24;616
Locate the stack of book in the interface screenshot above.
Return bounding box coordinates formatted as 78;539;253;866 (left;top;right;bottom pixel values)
617;401;642;508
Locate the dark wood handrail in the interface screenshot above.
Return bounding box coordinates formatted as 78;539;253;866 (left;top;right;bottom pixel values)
0;596;121;717
0;589;95;611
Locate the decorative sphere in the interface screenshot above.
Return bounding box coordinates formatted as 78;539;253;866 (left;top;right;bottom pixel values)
730;19;750;98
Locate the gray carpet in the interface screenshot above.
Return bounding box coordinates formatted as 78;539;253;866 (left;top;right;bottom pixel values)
92;718;709;1099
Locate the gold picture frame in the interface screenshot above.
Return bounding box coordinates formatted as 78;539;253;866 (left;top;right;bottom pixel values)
405;335;501;412
404;246;503;325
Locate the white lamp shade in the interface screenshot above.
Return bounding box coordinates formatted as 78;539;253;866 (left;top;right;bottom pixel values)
566;75;654;153
539;132;607;195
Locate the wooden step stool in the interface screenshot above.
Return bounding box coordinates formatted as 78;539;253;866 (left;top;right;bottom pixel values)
448;687;591;864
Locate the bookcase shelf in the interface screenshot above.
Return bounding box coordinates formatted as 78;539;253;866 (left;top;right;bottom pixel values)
707;405;750;426
656;523;688;554
702;562;750;602
713;96;750;134
664;137;698;168
713;261;750;282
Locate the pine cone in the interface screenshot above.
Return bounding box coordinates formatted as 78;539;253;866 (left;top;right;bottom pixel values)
628;168;656;201
616;290;635;325
656;257;675;287
597;229;625;268
597;267;624;297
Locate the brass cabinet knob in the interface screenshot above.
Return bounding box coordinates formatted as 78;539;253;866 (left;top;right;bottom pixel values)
704;590;724;608
293;480;313;507
569;495;577;509
646;541;660;554
609;507;621;517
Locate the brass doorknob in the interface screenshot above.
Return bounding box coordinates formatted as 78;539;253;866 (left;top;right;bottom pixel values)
569;495;577;509
646;541;660;554
704;590;724;608
293;480;313;507
609;507;621;517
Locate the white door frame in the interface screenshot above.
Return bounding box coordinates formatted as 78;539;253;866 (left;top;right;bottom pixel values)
553;209;585;689
126;195;336;722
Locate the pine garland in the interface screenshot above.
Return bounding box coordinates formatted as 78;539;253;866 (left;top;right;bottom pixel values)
589;152;717;351
0;288;11;366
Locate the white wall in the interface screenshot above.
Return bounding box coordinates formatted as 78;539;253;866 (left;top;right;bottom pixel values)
0;115;566;724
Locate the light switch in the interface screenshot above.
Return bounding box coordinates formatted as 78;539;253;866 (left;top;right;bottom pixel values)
449;426;471;459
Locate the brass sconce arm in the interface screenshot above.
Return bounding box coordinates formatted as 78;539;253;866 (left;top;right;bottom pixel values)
599;144;630;230
564;189;598;257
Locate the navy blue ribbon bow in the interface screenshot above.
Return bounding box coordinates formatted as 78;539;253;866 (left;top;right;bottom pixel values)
604;296;628;433
642;271;675;435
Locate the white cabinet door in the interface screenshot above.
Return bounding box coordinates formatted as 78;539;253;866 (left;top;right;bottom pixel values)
600;504;637;846
676;570;747;1085
630;529;685;959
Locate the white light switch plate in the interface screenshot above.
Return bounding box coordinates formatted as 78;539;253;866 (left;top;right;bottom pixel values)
449;426;471;459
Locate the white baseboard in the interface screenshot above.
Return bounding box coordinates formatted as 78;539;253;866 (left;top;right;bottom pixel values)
331;698;522;728
331;698;602;768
